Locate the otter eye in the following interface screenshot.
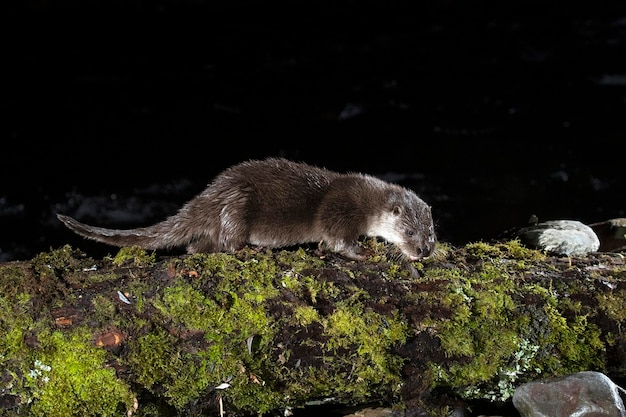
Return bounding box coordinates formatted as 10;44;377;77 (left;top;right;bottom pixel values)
406;230;414;237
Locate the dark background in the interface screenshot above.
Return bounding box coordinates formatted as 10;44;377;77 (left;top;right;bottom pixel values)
3;0;626;262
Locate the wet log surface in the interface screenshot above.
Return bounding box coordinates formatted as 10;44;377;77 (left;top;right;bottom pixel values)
1;241;625;416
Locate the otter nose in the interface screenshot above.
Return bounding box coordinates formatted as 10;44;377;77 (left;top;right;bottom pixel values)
420;243;434;258
409;247;426;261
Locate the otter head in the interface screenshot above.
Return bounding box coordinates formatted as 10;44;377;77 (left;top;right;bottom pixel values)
370;190;436;261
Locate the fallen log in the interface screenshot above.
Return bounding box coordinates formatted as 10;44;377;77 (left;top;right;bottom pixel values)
1;240;625;416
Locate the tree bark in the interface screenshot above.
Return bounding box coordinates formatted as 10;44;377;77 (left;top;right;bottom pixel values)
1;240;625;416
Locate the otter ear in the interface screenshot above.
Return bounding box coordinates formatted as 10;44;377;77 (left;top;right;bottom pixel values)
392;206;403;216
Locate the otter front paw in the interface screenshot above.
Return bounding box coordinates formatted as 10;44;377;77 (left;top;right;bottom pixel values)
339;245;373;261
317;240;371;261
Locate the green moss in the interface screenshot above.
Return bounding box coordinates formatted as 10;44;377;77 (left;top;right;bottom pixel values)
596;289;626;322
278;367;333;401
274;247;326;270
27;246;108;305
419;244;531;399
128;328;243;410
280;270;302;291
126;327;178;390
4;238;619;415
465;240;546;262
0;312;33;385
0;275;42;403
26;327;134;417
0;263;29;299
321;304;408;394
432;274;521;392
68;271;121;287
296;275;342;304
178;252;281;300
90;294;119;325
510;282;605;375
293;306;321;326
153;279;273;345
109;246;156;268
153;281;216;331
31;245;94;278
220;374;284;416
421;242;608;402
539;303;605;373
126;320;280;414
124;278;153;313
125;252;286;413
239;292;411;409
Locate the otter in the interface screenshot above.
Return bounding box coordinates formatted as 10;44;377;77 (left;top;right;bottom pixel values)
57;157;436;261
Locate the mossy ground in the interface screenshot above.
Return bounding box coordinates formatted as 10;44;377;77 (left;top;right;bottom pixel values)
1;240;625;416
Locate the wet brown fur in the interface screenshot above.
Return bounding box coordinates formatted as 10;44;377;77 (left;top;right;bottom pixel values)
57;158;436;261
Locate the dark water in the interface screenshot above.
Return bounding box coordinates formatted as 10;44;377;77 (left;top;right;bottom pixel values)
3;1;626;262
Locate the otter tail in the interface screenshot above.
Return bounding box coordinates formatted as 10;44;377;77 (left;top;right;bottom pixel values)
57;214;189;250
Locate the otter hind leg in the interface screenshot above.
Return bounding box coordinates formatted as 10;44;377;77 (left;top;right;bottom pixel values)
184;232;247;254
186;238;217;254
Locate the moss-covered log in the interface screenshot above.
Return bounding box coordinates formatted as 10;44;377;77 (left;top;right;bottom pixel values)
1;240;625;416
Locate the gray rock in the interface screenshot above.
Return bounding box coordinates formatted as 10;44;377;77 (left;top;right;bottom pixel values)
512;371;626;417
517;220;600;256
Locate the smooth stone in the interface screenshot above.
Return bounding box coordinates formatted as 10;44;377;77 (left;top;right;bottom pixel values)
516;220;600;256
512;371;626;417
